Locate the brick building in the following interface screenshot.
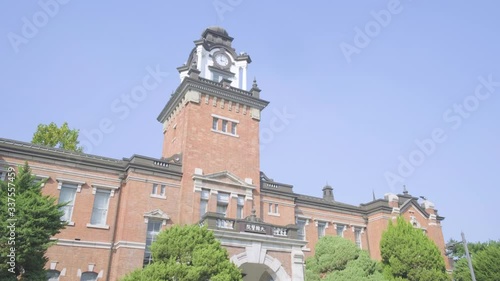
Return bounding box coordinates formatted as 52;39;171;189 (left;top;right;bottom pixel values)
0;26;449;281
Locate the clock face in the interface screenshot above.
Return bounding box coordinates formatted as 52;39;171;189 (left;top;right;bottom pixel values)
214;53;230;67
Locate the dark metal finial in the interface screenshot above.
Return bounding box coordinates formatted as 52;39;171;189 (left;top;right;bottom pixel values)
252;77;258;88
403;185;408;195
372;189;376;201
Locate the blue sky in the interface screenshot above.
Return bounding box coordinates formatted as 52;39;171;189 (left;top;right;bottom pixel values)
1;1;499;243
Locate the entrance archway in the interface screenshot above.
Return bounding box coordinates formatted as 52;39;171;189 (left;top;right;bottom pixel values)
239;263;276;281
230;248;291;281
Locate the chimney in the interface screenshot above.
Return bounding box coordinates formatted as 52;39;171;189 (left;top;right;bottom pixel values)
322;184;334;202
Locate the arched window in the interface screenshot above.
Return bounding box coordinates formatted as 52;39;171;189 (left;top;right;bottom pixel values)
80;271;98;281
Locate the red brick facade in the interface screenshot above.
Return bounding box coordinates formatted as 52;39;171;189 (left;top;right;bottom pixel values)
0;26;449;281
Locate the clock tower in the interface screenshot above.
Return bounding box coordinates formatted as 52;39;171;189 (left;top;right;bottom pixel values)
157;26;269;224
178;26;251;90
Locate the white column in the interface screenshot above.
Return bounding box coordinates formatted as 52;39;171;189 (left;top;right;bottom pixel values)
291;246;305;281
242;65;247;90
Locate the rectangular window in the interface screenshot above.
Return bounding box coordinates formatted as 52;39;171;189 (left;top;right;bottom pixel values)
200;189;210;219
211;114;239;136
231;122;237;135
268;203;273;213
58;184;77;223
90;189;111;226
336;224;345;237
237;195;244;219
355;227;362;248
216;192;229;217
143;220;162;266
297;218;307;241
212;117;218;130
275;204;279;214
222;120;228;132
151;183;166;198
318;221;327;239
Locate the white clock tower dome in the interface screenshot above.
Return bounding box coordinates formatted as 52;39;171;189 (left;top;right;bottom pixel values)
177;26;251;90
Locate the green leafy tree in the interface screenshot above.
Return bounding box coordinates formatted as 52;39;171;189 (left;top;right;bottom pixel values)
380;216;449;281
451;240;500;281
305;235;386;281
121;224;242;281
0;163;66;280
32;122;83;152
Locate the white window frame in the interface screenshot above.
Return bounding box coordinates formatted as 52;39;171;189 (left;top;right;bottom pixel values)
267;202;280;216
87;189;111;229
335;223;346;237
222;119;228;132
316;221;328;239
57;179;83;226
211;114;239;137
143;219;163;266
212;117;219;130
236;195;245;219
231;122;237;135
200;189;210;219
150;183;166;199
354;227;363;249
296;218;308;241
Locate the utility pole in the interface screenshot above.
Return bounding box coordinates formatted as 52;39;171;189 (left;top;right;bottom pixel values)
461;231;476;281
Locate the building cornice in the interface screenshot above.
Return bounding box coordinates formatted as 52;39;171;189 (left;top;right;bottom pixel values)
0;138;183;180
156;77;269;124
0;138;124;172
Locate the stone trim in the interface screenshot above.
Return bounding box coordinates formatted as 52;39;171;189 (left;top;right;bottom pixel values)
56;178;85;193
144;209;170;225
124;176;181;188
55;239;111;249
113;241;146;250
35;174;50;187
91;183;119;197
230;243;294;281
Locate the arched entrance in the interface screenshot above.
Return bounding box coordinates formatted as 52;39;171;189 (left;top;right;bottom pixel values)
239;263;276;281
230;247;291;281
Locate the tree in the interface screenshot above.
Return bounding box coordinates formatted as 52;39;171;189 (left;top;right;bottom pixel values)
305;235;386;281
380;216;449;281
0;163;66;280
451;240;500;281
31;122;83;152
121;224;242;281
